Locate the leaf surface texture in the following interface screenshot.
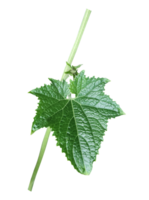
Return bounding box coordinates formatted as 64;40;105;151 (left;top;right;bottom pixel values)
30;71;124;174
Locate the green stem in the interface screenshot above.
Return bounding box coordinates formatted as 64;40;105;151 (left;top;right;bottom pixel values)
61;9;91;81
28;127;51;191
28;8;91;191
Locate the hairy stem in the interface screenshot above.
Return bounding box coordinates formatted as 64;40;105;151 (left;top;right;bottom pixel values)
28;127;51;191
61;9;91;81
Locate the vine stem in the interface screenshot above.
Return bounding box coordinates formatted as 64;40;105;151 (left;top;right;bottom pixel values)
28;127;51;191
28;9;91;191
61;9;91;81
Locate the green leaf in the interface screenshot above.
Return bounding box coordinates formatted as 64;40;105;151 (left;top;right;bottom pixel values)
29;71;124;175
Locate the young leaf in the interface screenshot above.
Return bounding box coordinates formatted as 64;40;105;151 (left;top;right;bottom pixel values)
29;71;124;175
65;63;82;77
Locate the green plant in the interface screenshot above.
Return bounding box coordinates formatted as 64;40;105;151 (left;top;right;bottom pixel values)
28;9;124;191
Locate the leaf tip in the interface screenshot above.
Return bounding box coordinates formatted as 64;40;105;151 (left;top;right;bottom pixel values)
25;90;30;94
120;109;128;116
123;111;128;116
28;129;34;136
108;78;113;84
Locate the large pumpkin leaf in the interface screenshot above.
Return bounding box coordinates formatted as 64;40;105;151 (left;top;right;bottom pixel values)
29;71;124;175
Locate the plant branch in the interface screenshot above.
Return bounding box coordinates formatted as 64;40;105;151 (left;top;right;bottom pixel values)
28;127;51;191
61;9;91;81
